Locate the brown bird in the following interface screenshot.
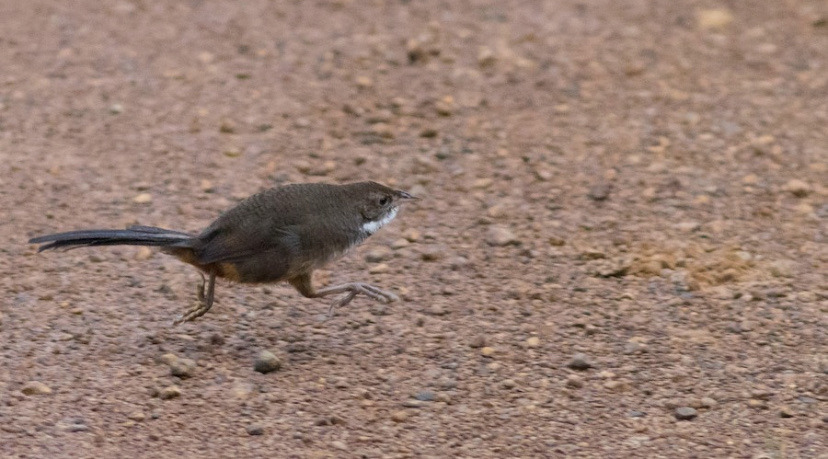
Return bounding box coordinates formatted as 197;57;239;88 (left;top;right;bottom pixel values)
29;181;416;324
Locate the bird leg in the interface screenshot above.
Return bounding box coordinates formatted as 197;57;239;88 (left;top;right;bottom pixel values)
288;272;399;317
172;271;217;325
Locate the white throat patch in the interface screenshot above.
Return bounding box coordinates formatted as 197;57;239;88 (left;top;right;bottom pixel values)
362;207;398;236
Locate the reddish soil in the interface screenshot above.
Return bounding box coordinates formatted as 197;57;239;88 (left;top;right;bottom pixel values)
1;0;825;457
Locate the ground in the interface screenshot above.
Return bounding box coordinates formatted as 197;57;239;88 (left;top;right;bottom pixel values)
0;0;826;457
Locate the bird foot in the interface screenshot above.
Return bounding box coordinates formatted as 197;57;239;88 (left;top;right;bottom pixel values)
327;283;398;318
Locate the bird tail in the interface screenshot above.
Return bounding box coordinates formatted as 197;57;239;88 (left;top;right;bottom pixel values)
29;225;195;252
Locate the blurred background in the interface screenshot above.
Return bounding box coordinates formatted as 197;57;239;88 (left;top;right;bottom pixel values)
1;0;825;457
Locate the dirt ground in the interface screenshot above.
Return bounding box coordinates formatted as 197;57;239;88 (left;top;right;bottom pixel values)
1;0;825;457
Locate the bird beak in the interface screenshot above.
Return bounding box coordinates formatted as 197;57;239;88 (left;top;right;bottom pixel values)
396;190;418;201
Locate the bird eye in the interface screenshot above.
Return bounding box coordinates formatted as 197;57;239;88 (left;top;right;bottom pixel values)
379;196;390;206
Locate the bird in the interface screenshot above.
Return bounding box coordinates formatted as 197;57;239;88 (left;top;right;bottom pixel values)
29;181;416;325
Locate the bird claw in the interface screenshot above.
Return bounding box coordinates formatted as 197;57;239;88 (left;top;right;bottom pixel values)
172;273;213;326
326;283;398;318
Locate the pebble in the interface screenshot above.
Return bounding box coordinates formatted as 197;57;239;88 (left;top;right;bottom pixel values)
391;410;409;422
170;358;197;379
796;291;816;302
254;350;282;374
403;229;421;242
365;246;393;263
480;346;495;357
134;246;153;261
420;245;447;261
485;226;519;246
502;379;516;389
565;375;584;389
477;46;496;67
355;76;373;89
567;354;594;371
246;424;264;436
779;406;795;418
588;183;612;201
127;411;146;422
159;385;182;400
58;418;89;432
525;337;540;347
159;353;179;366
674;406;697;420
132;193;152;204
414;391;435;402
402;400;425;408
21;381;52;396
390;238;410;249
783;179;810;197
675;221;701;232
769;260;796;278
368;263;390;274
697;9;733;29
469;336;486;348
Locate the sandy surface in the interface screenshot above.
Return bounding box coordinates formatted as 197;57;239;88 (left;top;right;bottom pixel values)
1;0;826;457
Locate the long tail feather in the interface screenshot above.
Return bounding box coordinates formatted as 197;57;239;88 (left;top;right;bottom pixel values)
29;226;194;252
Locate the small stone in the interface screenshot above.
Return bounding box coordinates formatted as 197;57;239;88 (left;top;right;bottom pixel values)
134;246;153;261
391;410;409;422
769;260;796;278
469;336;486;348
159;353;179;366
403;229;421;242
675;407;697;420
427;304;447;316
525;337;540;347
402;400;425;408
355;76;373;89
132;193;152;204
420;127;438;138
127;411;146;422
588;183;612;201
796;291;816;302
58;418;89;432
742;174;760;184
414;391;435;402
370;123;395;139
369;263;390;274
170;358;196;379
246;424;264;436
331;440;348;451
501;379;516;389
223;147;242;158
420;245;446;261
232;382;256;399
254;350;282;374
485;226;519;246
779;406;795;418
699;397;717;408
783;179;810;197
109;103;124;114
480;346;495;357
477;46;496;68
219;120;236;133
567;354;594;371
697;9;733;29
435;96;455;117
747;399;767;409
21;381;52;396
390;238;410;249
675;221;701;232
159;385;181;400
565;375;584;389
